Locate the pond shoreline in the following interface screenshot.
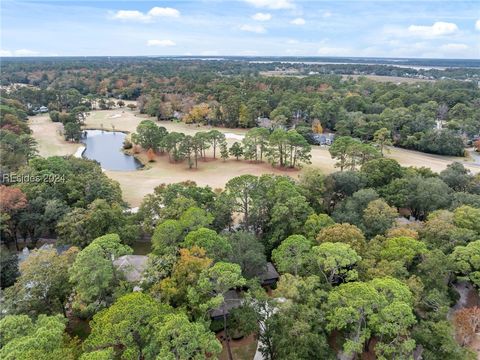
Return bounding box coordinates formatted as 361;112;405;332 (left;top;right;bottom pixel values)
81;129;143;171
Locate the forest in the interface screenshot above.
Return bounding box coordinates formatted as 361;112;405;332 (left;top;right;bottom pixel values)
2;58;480;157
0;58;480;360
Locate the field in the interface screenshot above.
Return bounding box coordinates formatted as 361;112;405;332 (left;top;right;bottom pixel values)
29;115;81;157
29;108;479;207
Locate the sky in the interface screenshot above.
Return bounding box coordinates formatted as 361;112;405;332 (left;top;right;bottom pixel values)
1;0;479;59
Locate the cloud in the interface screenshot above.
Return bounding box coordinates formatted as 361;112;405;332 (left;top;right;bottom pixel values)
244;0;295;10
0;49;40;56
112;10;150;22
14;49;40;56
439;43;469;53
111;7;180;22
147;7;180;18
252;12;272;21
290;17;305;25
408;21;458;37
318;46;351;56
322;11;332;18
0;49;13;56
286;39;299;44
240;24;266;33
147;39;176;47
476;19;480;31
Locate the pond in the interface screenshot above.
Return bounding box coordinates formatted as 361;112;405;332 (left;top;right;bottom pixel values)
81;130;142;171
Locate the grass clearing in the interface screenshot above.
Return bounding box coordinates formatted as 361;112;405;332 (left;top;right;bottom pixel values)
29;109;479;207
28;115;80;157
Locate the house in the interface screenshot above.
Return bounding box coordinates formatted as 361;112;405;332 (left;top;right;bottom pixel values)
258;262;280;287
210;289;244;321
18;244;71;264
113;255;148;283
208;263;279;320
310;133;335;146
257;117;273;129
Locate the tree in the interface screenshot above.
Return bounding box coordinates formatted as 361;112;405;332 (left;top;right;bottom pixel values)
83;292;171;359
312;119;323;134
271;235;312;276
312;242;361;285
57;199;137;248
453;205;480;234
373;127;392;156
267;129;311;168
207;130;226;159
440;162;473;192
0;185;27;250
262;178;314;252
380;236;427;269
360;158;403;188
362;199;398;237
450;240;480;287
453;307;480;346
332;188;379;228
164;131;186;162
4;246;78;317
155;313;222;360
413;320;474;360
227;231;267;279
326;278;416;358
183;227;231;261
131;120;166;152
198;262;246;360
326;281;381;356
381;176;452;220
419;211;476;253
229;141;243;160
225;175;257;229
220;141;229;161
303;213;335;241
64;121;82;142
242;127;269;162
329;136;357;171
298;168;325;212
316;223;366;254
0;248;18;289
151;219;184;256
69;234;133;316
154;247;212;313
184;103;210;124
0;314;77;360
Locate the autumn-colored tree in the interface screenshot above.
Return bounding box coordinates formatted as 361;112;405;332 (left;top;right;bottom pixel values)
184;103;210;124
453;307;480;346
474;139;480;152
0;185;28;249
146;148;155;162
312;119;323;134
0;185;27;214
153;246;212;313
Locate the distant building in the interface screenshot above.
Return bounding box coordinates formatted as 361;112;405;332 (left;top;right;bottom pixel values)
31;106;49;114
257;117;273;129
310;133;335;146
210;290;243;320
113;255;148;283
18;244;71;264
209;262;279;320
258;262;280;287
